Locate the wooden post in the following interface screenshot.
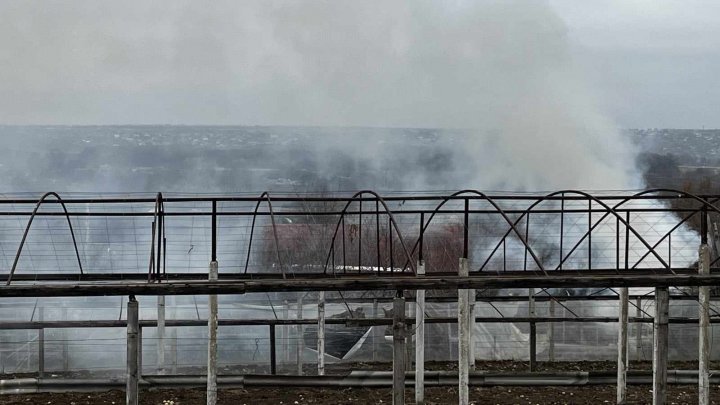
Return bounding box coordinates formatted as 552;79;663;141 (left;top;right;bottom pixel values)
548;300;555;362
62;307;69;372
38;307;44;377
636;297;642;361
126;296;139;405
157;296;166;374
469;287;476;371
207;261;219;405
458;258;470;405
317;291;325;376
617;287;629;404
393;294;406;405
529;288;536;372
270;325;277;375
170;327;178;375
138;326;143;375
699;244;710;405
296;295;304;376
372;299;378;362
282;300;289;366
415;260;426;405
653;287;669;405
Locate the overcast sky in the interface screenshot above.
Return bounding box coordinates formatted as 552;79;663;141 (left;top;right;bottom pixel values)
1;0;718;128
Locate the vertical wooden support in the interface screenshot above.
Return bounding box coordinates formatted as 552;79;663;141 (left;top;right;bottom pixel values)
270;325;277;375
393;294;406;405
458;258;470;405
282;300;289;365
170;328;178;375
207;261;219;405
126;296;139;405
529;288;536;372
62;307;69;372
469;288;476;371
138;327;143;375
636;297;643;361
157;296;166;374
548;300;555;362
38;307;44;377
699;244;710;405
653;287;669;405
372;299;378;362
415;261;426;405
617;287;629;404
317;291;325;376
296;295;304;376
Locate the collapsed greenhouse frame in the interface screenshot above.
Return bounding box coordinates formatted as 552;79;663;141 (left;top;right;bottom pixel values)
1;189;720;405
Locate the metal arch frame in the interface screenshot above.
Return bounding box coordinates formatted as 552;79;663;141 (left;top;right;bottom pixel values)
322;190;416;275
7;192;83;286
475;189;676;274
243;192;289;278
147;192;167;282
618;189;720;269
400;189;547;274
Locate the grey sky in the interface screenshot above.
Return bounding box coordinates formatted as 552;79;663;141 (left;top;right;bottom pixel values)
1;0;718;128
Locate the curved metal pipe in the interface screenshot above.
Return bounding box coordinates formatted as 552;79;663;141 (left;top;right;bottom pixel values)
7;192;83;286
322;191;416;275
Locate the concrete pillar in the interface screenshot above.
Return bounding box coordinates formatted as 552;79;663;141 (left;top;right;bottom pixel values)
699;244;710;405
617;287;629;404
372;299;378;362
207;261;219;405
653;287;669;405
458;258;470;405
126;297;139;405
157;296;166;374
415;260;426;405
393;295;406;405
317;291;325;376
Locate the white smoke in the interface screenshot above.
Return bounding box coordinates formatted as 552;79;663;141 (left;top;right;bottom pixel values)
0;0;639;191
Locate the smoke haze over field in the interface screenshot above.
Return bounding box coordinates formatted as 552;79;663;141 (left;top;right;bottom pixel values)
0;1;647;191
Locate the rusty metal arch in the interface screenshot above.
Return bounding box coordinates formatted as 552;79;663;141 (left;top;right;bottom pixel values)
398;190;547;274
243;192;290;278
7;192;83;285
322;190;417;275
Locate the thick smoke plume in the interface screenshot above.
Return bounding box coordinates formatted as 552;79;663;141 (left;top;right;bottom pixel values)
0;0;638;192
